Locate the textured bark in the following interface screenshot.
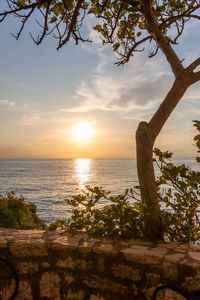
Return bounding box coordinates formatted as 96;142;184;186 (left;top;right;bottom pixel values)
136;122;162;240
136;75;191;240
149;77;190;138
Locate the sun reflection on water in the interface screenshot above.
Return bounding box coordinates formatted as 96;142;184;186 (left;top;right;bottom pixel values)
74;158;91;189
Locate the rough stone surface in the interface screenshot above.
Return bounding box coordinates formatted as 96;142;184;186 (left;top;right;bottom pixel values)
67;289;85;300
0;229;200;299
112;264;141;281
89;295;105;300
15;280;33;300
16;262;38;275
40;272;60;299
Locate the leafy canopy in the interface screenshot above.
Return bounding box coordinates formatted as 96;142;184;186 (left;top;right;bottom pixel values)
1;0;200;64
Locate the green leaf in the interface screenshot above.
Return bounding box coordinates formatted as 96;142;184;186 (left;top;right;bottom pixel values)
113;42;120;51
17;0;25;6
50;16;58;23
63;0;74;10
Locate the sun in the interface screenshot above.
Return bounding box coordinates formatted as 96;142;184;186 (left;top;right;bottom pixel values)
72;122;94;143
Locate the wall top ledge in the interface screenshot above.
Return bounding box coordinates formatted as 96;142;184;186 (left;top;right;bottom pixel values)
0;228;200;264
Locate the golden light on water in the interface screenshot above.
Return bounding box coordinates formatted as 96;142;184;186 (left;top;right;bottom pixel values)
74;158;91;189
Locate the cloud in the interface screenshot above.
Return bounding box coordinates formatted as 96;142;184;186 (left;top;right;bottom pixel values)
0;99;16;107
62;50;173;115
17;113;40;126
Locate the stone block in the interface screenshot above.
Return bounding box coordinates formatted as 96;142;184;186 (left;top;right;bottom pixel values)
162;260;178;280
121;247;164;265
40;272;61;299
93;243;117;255
89;294;105;300
57;256;80;269
146;272;160;286
41;261;50;268
83;276;129;295
188;251;200;262
0;237;7;248
112;264;141;281
163;253;185;264
64;273;75;284
15;280;33;300
67;288;85;300
154;287;188;300
0;279;16;300
9;243;48;257
16;261;38;275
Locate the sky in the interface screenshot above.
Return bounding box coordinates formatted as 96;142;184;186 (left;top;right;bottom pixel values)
0;10;200;159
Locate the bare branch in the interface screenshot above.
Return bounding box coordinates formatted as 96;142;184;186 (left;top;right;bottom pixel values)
190;71;200;84
34;1;50;45
13;7;35;40
187;57;200;72
148;45;159;58
116;35;151;65
57;0;85;49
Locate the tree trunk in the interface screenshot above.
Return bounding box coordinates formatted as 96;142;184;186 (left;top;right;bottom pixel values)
136;121;162;240
136;77;190;240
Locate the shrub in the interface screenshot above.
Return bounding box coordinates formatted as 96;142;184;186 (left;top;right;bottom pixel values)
0;192;46;230
50;121;200;242
49;186;144;238
154;120;200;242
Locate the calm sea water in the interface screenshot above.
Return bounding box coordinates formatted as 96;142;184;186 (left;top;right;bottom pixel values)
0;158;198;224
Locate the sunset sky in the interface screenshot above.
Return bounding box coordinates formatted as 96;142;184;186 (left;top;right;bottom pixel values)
0;14;200;159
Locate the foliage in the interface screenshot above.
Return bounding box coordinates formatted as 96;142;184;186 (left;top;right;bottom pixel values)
49;186;145;238
194;120;200;163
0;192;46;230
1;1;200;64
154;120;200;242
50;121;200;242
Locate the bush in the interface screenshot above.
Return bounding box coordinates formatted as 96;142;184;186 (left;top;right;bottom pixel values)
0;192;46;230
49;186;144;238
50;121;200;243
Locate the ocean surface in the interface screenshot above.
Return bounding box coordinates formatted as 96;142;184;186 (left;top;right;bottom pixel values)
0;158;198;224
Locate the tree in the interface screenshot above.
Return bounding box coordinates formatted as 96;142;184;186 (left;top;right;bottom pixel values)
1;0;200;239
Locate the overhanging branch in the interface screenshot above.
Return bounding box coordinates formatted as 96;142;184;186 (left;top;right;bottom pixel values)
143;0;184;78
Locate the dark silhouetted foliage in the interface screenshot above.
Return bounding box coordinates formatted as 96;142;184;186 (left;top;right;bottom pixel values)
0;192;46;230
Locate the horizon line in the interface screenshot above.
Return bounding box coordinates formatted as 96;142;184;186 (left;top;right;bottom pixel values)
0;156;196;160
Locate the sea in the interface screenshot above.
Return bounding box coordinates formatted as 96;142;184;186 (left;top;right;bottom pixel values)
0;158;199;225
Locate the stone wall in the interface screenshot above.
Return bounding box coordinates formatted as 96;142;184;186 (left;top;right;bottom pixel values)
0;229;200;300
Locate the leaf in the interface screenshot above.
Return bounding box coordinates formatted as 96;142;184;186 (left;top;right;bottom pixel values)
50;16;57;23
17;0;25;6
52;2;64;16
113;42;120;51
63;0;74;10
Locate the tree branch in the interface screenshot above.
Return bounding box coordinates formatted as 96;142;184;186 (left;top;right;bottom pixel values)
116;35;151;65
143;0;184;78
57;0;85;49
187;57;200;72
149;77;190;139
191;71;200;84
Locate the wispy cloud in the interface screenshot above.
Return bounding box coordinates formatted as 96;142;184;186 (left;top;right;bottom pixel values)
0;99;16;107
17;113;40;126
62;51;172;115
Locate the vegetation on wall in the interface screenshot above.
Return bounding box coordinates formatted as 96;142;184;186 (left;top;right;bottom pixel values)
50;121;200;242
